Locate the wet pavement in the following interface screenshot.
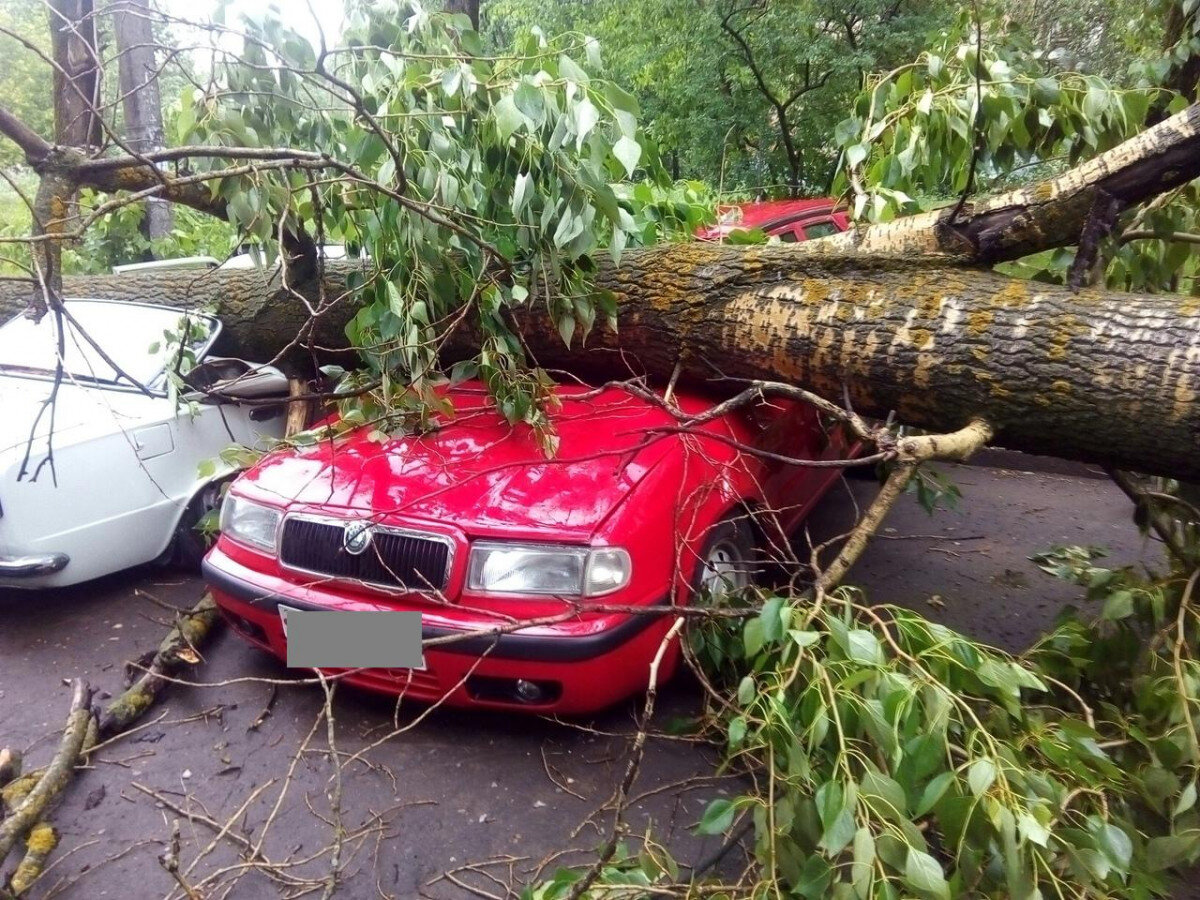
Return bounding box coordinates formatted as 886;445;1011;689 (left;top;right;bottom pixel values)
0;453;1170;898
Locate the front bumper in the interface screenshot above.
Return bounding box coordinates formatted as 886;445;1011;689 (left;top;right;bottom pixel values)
0;552;69;578
202;548;679;715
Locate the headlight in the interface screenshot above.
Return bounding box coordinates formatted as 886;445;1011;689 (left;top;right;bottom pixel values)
468;543;631;597
219;494;281;553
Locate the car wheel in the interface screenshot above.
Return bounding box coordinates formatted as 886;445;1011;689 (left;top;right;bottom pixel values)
684;514;760;677
171;478;229;570
693;515;759;604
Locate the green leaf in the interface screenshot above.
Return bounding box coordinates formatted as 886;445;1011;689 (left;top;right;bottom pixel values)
1083;86;1108;119
728;715;747;747
846;142;870;169
904;847;949;899
514;82;546;129
583;36;601;69
795;854;833;899
176;86;196;140
1101;589;1134;620
852;827;876;896
861;770;907;821
697;798;736;835
512;172;532;218
916;772;955;816
789;629;820;648
556;312;575;347
556;52;587;85
440;65;461;97
1032;77;1061;105
737;675;755;706
612;135;642;178
1018;812;1050;848
968;758;996;797
1146;832;1200;871
1177;782;1198;818
571;96;600;149
743;618;765;658
846;629;882;665
1098;823;1132;870
493;93;525;140
816;781;857;855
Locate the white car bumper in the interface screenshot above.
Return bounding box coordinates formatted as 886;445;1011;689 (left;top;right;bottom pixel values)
0;551;70;580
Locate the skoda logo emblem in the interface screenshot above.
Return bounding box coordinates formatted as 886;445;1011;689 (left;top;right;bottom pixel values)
342;520;373;556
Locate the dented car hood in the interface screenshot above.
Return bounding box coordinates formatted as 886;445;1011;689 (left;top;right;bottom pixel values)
243;382;711;539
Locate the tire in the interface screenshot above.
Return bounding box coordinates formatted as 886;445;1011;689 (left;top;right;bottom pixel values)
684;513;760;679
691;514;759;605
170;478;229;570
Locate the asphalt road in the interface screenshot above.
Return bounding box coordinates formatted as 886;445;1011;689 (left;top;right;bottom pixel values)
0;455;1169;898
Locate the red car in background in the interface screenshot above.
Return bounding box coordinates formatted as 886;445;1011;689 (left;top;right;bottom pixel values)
695;198;849;243
204;380;854;714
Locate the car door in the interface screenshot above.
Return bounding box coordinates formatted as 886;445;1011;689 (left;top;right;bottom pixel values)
738;398;830;530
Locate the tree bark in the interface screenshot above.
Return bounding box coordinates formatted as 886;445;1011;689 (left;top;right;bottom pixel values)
444;0;480;29
97;593;219;738
0;681;91;866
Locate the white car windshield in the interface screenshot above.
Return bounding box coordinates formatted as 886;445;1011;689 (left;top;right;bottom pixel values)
0;299;218;387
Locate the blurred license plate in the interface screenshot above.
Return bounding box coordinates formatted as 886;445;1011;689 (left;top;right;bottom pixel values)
278;605;425;670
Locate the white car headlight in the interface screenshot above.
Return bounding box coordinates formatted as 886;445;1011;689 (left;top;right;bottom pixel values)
468;543;631;597
219;494;281;553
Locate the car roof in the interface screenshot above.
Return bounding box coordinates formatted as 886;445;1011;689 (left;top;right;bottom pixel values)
112;256;219;274
696;197;843;240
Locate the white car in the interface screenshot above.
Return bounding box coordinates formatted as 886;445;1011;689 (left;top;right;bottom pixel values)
0;298;290;589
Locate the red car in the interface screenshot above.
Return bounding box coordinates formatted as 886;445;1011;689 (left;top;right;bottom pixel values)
695;198;849;243
204;380;853;714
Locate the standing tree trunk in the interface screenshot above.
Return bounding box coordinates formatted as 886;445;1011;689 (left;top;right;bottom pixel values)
47;0;100;150
111;0;171;244
444;0;480;29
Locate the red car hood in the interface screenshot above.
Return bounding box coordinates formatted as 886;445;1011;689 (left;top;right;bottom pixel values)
244;382;706;540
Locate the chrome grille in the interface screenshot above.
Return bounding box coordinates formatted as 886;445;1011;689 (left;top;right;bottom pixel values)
279;517;451;591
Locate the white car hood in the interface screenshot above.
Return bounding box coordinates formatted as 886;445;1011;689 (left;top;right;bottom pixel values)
0;375;161;457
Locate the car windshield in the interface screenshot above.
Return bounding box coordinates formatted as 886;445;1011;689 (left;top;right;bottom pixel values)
0;299;217;387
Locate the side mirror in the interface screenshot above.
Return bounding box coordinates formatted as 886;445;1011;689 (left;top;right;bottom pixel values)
183;357;291;403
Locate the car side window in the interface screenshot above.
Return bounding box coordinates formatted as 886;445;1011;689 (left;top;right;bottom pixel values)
803;220;839;239
777;230;800;243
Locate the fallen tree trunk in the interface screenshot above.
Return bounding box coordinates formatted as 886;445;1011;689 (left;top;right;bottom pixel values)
3;249;1197;480
0;681;91;865
568;249;1200;480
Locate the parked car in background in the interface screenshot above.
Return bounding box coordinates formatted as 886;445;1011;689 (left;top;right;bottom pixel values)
219;244;365;270
111;256;220;274
0;299;290;589
695;198;849;243
205;379;856;714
